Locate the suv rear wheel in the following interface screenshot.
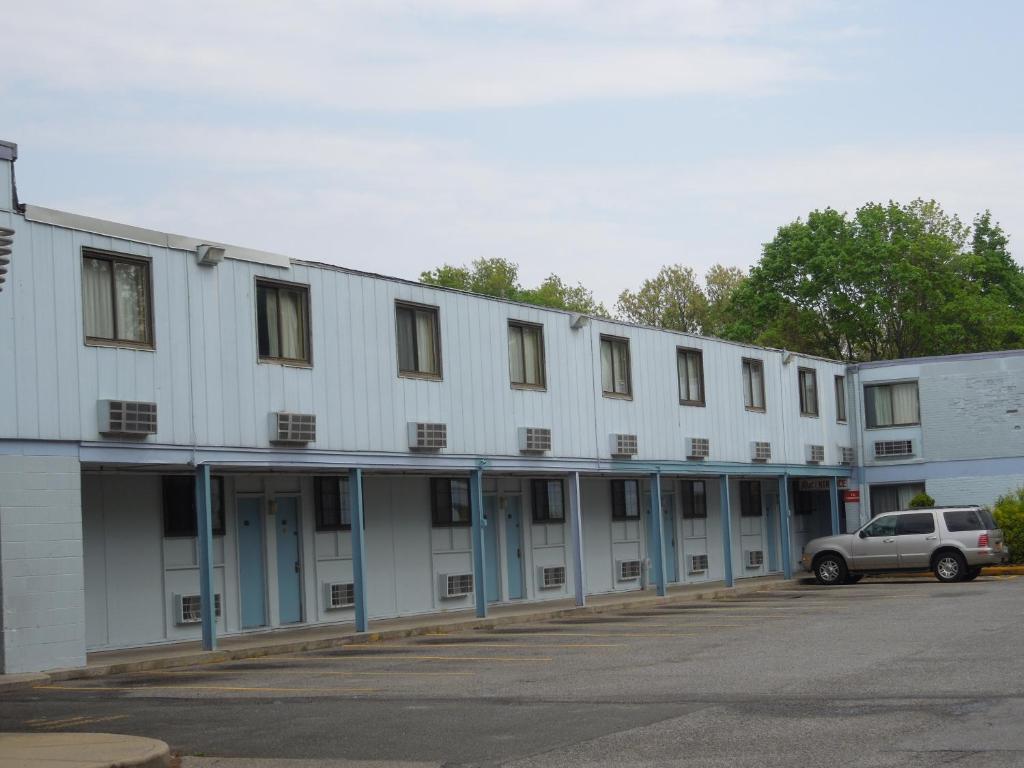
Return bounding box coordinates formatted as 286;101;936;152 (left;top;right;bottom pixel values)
813;553;847;586
934;551;967;583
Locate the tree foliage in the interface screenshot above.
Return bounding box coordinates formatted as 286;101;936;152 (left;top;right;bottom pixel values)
721;200;1024;360
420;257;608;317
908;492;936;509
615;263;746;336
993;488;1024;564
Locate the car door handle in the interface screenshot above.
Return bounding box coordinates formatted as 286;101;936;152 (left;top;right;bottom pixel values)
883;538;895;543
925;535;937;540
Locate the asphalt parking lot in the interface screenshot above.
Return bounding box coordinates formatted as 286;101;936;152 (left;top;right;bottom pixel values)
2;574;1023;767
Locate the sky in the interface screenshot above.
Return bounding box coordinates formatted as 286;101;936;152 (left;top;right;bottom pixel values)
2;0;1023;307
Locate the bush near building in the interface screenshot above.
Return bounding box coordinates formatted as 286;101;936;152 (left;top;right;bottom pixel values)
909;492;936;508
993;488;1024;563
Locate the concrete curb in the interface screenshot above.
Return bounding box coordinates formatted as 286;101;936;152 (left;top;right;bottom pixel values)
0;672;49;693
44;578;787;683
0;732;169;768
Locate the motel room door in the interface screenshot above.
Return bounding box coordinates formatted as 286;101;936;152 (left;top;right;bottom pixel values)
236;497;268;629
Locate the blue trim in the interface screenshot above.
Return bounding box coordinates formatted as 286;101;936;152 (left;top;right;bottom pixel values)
720;475;734;587
194;464;216;651
470;467;487;619
829;476;841;535
349;468;368;633
568;471;586;607
649;472;666;597
778;475;793;580
864;456;1024;483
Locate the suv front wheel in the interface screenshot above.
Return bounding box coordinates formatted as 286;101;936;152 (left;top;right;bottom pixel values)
813;553;848;586
933;551;967;583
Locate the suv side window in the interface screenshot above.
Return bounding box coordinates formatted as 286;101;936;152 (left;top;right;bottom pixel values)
862;515;897;537
896;513;935;535
943;509;984;532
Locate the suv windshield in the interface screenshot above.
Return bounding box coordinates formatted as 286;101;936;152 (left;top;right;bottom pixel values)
944;508;994;532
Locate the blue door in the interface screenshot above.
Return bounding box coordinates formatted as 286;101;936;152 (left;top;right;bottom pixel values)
663;494;679;583
236;497;267;629
483;496;500;603
504;497;524;600
275;497;303;624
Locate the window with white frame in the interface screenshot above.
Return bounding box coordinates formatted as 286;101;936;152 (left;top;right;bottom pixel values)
682;479;707;519
611;479;640;520
835;375;847;422
82;249;153;347
869;482;925;517
798;367;819;417
739;480;762;517
677;347;705;406
600;335;632;397
396;302;441;378
531;479;565;523
256;279;310;363
742;358;765;411
431;478;470;526
314;476;351;531
508;321;545;388
162;476;225;537
864;382;920;428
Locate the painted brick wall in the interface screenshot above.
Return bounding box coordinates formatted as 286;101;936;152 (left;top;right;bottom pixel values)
0;452;86;673
925;474;1024;510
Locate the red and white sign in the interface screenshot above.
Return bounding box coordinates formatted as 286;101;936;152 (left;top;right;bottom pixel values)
843;490;860;503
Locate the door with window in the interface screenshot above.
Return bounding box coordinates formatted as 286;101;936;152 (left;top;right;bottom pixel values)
851;514;899;569
896;512;937;568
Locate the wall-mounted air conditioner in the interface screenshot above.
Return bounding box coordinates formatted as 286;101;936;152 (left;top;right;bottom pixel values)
439;573;473;598
537;565;566;589
745;550;764;569
616;559;642;581
686;437;710;460
610;433;638;458
98;399;158;438
839;446;855;465
173;593;222;625
874;440;913;458
519;427;552;454
270;412;316;445
688;554;709;574
324;582;355;610
751;441;772;462
806;444;825;464
409;422;447;451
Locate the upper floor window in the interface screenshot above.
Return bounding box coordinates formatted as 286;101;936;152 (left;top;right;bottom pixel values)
682;480;707;519
431;478;470;527
739;480;762;517
314;476;351;531
531;479;565;523
677;347;705;406
600;335;632;398
396;302;441;379
163;475;225;537
798;367;819;417
834;375;848;422
611;479;640;520
864;381;919;428
741;358;765;411
256;279;310;364
82;249;153;348
508;321;545;389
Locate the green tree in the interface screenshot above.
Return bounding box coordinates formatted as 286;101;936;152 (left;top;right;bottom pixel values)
616;265;708;332
993;488;1024;564
703;264;747;337
908;492;936;509
518;275;609;317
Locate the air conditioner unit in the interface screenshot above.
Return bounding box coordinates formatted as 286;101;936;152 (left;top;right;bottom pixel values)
688;554;709;574
751;441;772;462
537;565;566;589
838;446;856;465
173;593;222;625
616;559;642;581
270;412;316;445
98;399;158;438
874;440;914;458
519;427;552;454
323;582;355;610
686;437;710;460
745;550;764;569
806;444;825;464
610;433;638;458
409;422;448;451
439;573;473;599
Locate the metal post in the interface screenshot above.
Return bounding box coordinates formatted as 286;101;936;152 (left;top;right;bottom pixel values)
829;475;841;536
567;471;586;607
719;475;734;588
649;472;667;596
470;467;487;619
195;463;217;651
349;468;369;633
779;474;794;580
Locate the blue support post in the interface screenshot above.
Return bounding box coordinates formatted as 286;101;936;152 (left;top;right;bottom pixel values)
649;472;667;596
779;474;794;580
719;475;734;588
567;471;586;607
194;463;217;651
829;475;841;536
349;468;369;633
470;467;487;619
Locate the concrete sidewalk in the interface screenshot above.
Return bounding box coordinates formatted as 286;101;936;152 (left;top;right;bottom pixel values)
0;733;168;768
3;576;784;689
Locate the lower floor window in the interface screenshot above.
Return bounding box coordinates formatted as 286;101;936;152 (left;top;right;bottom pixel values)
739;480;762;517
314;476;351;530
531;479;565;523
682;480;707;519
162;475;225;537
869;482;925;517
431;478;471;526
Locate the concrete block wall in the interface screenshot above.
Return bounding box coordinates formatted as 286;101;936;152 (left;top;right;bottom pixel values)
0;452;85;673
925;474;1024;510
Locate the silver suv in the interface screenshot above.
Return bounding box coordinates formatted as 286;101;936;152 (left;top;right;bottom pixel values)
801;506;1008;585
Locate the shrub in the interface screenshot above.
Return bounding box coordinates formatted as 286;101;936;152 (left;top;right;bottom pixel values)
908;492;936;508
993;487;1024;564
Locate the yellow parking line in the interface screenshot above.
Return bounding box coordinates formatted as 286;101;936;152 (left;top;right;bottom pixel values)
265;654;554;663
486;631;697;639
35;715;130;729
35;684;376;694
106;668;476;678
346;642;623;650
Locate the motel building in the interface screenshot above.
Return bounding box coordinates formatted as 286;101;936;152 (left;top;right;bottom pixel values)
1;140;1021;675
